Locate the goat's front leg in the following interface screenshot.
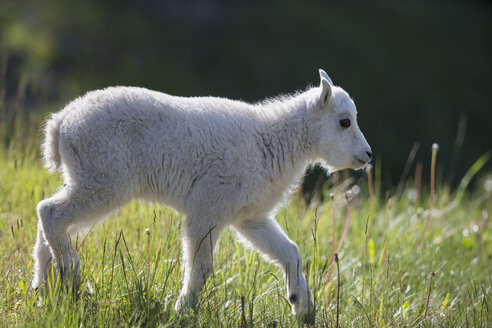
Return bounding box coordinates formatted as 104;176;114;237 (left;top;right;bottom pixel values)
233;218;315;324
175;216;224;313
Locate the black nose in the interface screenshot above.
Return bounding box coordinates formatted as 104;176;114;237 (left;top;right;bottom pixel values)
366;151;372;159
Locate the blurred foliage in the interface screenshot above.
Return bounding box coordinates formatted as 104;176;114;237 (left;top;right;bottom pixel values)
0;0;491;189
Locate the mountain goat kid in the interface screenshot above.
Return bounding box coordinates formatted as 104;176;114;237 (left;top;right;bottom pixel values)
32;69;371;323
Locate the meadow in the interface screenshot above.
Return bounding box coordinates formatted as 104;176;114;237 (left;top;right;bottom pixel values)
0;114;491;327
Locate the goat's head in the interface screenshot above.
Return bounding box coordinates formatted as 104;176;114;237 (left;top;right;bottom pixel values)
313;69;372;172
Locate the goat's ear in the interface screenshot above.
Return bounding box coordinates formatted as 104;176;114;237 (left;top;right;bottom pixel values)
319;69;332;107
319;69;333;85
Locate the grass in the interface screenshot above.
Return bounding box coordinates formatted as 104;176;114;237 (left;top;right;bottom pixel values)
0;114;491;327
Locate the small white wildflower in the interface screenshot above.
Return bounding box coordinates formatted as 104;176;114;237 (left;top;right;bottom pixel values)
351;185;360;195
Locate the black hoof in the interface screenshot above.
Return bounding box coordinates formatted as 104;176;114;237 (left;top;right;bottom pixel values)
299;311;316;326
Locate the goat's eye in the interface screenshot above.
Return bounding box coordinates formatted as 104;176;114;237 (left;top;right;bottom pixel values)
340;119;351;128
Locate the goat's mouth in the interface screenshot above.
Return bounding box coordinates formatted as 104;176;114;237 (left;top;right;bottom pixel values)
354;158;369;169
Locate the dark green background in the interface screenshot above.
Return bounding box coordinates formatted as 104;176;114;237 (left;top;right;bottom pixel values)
1;0;491;190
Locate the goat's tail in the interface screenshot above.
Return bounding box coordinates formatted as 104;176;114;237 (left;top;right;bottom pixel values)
41;112;64;172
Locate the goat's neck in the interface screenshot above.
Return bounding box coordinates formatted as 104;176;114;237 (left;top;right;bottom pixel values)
258;91;318;182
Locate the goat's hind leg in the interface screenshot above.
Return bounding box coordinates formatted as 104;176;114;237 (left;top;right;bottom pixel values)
32;219;54;290
36;190;82;290
35;186;112;291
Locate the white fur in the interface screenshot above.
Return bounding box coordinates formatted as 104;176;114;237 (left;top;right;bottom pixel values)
32;69;371;322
